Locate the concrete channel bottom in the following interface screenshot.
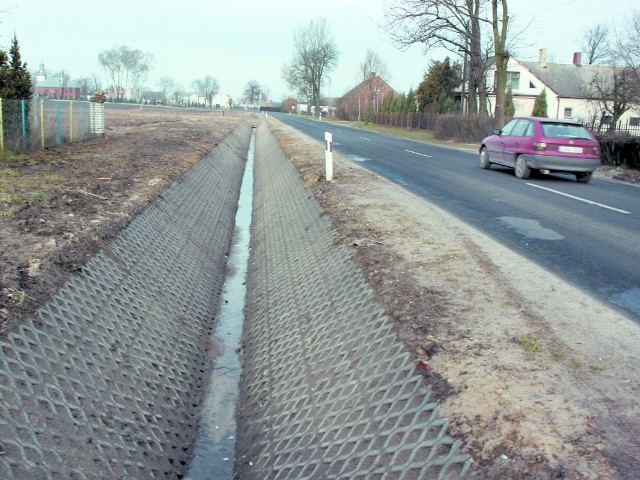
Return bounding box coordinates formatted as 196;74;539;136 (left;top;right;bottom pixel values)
0;119;472;479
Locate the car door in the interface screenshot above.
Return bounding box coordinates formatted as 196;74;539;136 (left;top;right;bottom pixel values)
490;119;519;165
501;119;531;166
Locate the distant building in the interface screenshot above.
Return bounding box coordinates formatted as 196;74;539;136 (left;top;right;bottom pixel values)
33;63;81;99
336;76;396;121
182;91;231;108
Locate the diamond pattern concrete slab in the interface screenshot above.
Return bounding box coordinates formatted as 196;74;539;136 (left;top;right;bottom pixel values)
235;124;472;479
0;123;252;479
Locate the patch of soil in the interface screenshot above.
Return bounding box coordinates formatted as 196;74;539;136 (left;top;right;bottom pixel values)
0;106;246;334
267;118;640;480
597;164;640;184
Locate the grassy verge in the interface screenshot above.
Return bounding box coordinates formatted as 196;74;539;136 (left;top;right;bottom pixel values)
315;116;478;151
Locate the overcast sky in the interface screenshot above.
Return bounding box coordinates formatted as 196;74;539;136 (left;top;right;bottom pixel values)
4;0;638;102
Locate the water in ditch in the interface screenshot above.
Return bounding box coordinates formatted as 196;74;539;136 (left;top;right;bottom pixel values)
185;128;255;479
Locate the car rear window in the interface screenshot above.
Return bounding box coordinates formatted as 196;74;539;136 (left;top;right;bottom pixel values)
541;122;593;140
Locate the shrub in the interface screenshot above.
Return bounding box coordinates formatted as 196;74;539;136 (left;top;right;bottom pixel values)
595;133;640;168
433;114;495;143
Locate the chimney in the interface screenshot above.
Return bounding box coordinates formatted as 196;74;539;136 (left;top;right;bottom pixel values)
573;52;582;67
539;48;548;68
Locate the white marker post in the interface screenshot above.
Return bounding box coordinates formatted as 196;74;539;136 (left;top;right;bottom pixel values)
325;132;333;181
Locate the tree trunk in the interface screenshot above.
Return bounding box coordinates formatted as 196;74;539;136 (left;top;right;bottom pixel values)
492;0;509;127
468;0;485;116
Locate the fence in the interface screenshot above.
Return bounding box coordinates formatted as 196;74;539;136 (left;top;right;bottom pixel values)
589;119;640;137
0;98;104;153
372;111;438;130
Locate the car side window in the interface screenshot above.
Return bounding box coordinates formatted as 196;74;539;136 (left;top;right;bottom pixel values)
509;119;529;137
522;121;534;137
500;119;519;135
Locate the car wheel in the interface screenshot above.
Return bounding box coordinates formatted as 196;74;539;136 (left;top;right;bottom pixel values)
514;156;531;179
576;172;592;183
479;147;492;169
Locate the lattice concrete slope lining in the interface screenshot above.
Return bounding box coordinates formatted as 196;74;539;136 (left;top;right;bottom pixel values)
236;124;473;480
0;123;252;480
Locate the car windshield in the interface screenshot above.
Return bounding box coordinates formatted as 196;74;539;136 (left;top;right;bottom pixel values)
541;122;593;140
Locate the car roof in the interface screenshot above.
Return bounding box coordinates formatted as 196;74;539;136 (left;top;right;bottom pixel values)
513;116;582;125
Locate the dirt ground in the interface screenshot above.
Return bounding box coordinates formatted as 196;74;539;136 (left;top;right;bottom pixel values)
0;107;244;334
2;108;640;479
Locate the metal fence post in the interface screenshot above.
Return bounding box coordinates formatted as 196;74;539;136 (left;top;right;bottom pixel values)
56;100;61;145
21;99;27;149
40;99;45;149
70;101;74;143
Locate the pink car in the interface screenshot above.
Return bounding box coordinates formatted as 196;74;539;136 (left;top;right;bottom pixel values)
479;117;601;183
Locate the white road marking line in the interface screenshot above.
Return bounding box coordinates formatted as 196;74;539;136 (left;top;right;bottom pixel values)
405;149;432;158
359;136;371;141
526;183;631;214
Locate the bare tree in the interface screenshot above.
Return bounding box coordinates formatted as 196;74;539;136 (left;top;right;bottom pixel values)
491;0;509;127
242;80;261;105
384;0;488;116
158;76;174;103
581;23;610;64
97;45;153;100
616;10;640;85
192;75;219;108
589;66;639;131
98;47;124;99
282;17;339;118
359;50;389;121
127;51;153;102
74;77;94;98
170;82;183;106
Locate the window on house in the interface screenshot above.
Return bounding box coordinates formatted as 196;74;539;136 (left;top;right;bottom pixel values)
496;72;521;91
563;107;573;118
630;117;640;127
602;115;613;125
506;71;520;90
529;81;536;88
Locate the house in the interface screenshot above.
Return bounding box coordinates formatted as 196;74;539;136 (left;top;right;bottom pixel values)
33;63;81;99
336;76;396;121
485;49;640;131
182;91;231;108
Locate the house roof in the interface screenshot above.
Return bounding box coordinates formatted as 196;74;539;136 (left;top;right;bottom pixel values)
35;77;81;88
519;60;616;99
341;76;396;99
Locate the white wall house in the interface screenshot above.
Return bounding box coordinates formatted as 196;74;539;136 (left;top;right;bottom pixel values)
183;92;231;108
485;49;640;130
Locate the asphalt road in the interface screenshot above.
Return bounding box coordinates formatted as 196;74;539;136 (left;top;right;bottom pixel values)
272;112;640;322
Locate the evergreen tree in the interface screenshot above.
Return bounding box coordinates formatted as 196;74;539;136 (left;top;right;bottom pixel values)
0;50;10;98
397;92;407;112
415;57;461;113
405;89;416;112
0;35;33;146
379;93;396;112
8;35;32;100
505;88;515;117
532;89;548;117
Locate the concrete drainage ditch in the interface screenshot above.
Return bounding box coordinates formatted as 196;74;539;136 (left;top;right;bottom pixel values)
0;121;472;479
